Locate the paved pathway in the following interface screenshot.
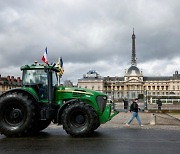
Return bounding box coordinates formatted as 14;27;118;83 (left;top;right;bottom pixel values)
100;112;180;130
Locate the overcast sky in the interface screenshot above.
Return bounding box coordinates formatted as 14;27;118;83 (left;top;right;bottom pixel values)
0;0;180;84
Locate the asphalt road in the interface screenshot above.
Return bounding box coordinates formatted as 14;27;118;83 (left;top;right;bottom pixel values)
0;125;180;154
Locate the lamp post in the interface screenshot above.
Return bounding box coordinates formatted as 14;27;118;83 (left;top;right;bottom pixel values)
112;84;115;102
144;90;148;110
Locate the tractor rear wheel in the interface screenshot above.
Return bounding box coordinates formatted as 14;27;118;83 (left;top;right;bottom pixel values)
0;92;37;137
61;102;97;137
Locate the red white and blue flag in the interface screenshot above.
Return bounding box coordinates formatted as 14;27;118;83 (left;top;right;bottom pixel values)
42;47;48;64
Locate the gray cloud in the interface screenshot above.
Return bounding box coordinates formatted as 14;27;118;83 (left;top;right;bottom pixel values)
0;0;180;83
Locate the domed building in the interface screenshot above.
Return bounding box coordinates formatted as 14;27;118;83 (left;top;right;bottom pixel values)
78;30;180;100
124;66;143;98
126;66;141;76
78;70;104;91
125;66;143;81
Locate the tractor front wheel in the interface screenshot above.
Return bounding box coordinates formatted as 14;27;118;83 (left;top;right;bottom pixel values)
61;102;97;137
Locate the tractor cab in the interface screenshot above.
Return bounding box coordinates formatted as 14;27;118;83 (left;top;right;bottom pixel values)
21;62;59;101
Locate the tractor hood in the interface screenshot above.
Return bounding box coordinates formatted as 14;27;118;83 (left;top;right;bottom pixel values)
55;86;108;115
57;86;106;97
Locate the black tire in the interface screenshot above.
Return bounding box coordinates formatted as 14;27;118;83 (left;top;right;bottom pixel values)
91;114;100;131
61;102;97;137
93;121;100;130
89;106;100;131
0;92;37;137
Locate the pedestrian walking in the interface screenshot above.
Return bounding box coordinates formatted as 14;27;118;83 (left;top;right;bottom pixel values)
126;98;143;127
157;99;162;110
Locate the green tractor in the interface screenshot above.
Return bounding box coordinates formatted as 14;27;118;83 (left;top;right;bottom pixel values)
0;62;118;137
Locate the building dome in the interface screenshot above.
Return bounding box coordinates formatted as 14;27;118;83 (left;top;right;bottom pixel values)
126;66;141;76
83;70;101;78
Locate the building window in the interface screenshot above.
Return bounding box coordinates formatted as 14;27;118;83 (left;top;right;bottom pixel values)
117;86;120;91
113;86;115;90
104;86;107;90
166;86;168;90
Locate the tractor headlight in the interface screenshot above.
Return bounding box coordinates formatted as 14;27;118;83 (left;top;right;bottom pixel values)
96;96;107;112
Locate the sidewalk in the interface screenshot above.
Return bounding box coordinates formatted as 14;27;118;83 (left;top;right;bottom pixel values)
100;112;180;130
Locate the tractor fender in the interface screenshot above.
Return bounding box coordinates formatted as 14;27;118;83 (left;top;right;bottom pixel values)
0;88;39;103
57;99;79;125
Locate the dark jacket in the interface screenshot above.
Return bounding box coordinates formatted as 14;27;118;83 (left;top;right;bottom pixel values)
157;99;162;106
130;102;139;113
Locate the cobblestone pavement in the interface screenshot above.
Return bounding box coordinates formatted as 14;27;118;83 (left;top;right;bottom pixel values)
99;112;180;130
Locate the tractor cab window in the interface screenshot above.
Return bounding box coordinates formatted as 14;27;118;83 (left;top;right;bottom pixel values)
22;69;58;86
23;69;48;86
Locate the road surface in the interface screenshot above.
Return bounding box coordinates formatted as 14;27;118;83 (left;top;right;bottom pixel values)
0;124;180;154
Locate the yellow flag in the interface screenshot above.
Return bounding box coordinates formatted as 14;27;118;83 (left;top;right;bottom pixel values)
57;57;64;76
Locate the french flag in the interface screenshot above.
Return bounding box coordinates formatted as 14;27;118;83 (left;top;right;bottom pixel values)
42;47;48;64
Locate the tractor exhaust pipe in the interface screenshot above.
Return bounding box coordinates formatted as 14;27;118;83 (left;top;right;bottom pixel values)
47;70;53;105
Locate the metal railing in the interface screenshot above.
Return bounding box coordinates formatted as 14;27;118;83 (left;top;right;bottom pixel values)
107;90;180;111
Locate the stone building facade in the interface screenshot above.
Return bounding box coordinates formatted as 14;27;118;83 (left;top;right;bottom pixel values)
0;75;22;94
78;31;180;100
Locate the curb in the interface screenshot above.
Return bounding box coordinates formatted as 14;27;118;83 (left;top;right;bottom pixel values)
166;113;180;121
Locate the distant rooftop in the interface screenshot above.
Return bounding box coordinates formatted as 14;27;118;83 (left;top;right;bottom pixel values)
143;76;171;81
0;75;22;86
82;70;102;79
104;76;124;81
